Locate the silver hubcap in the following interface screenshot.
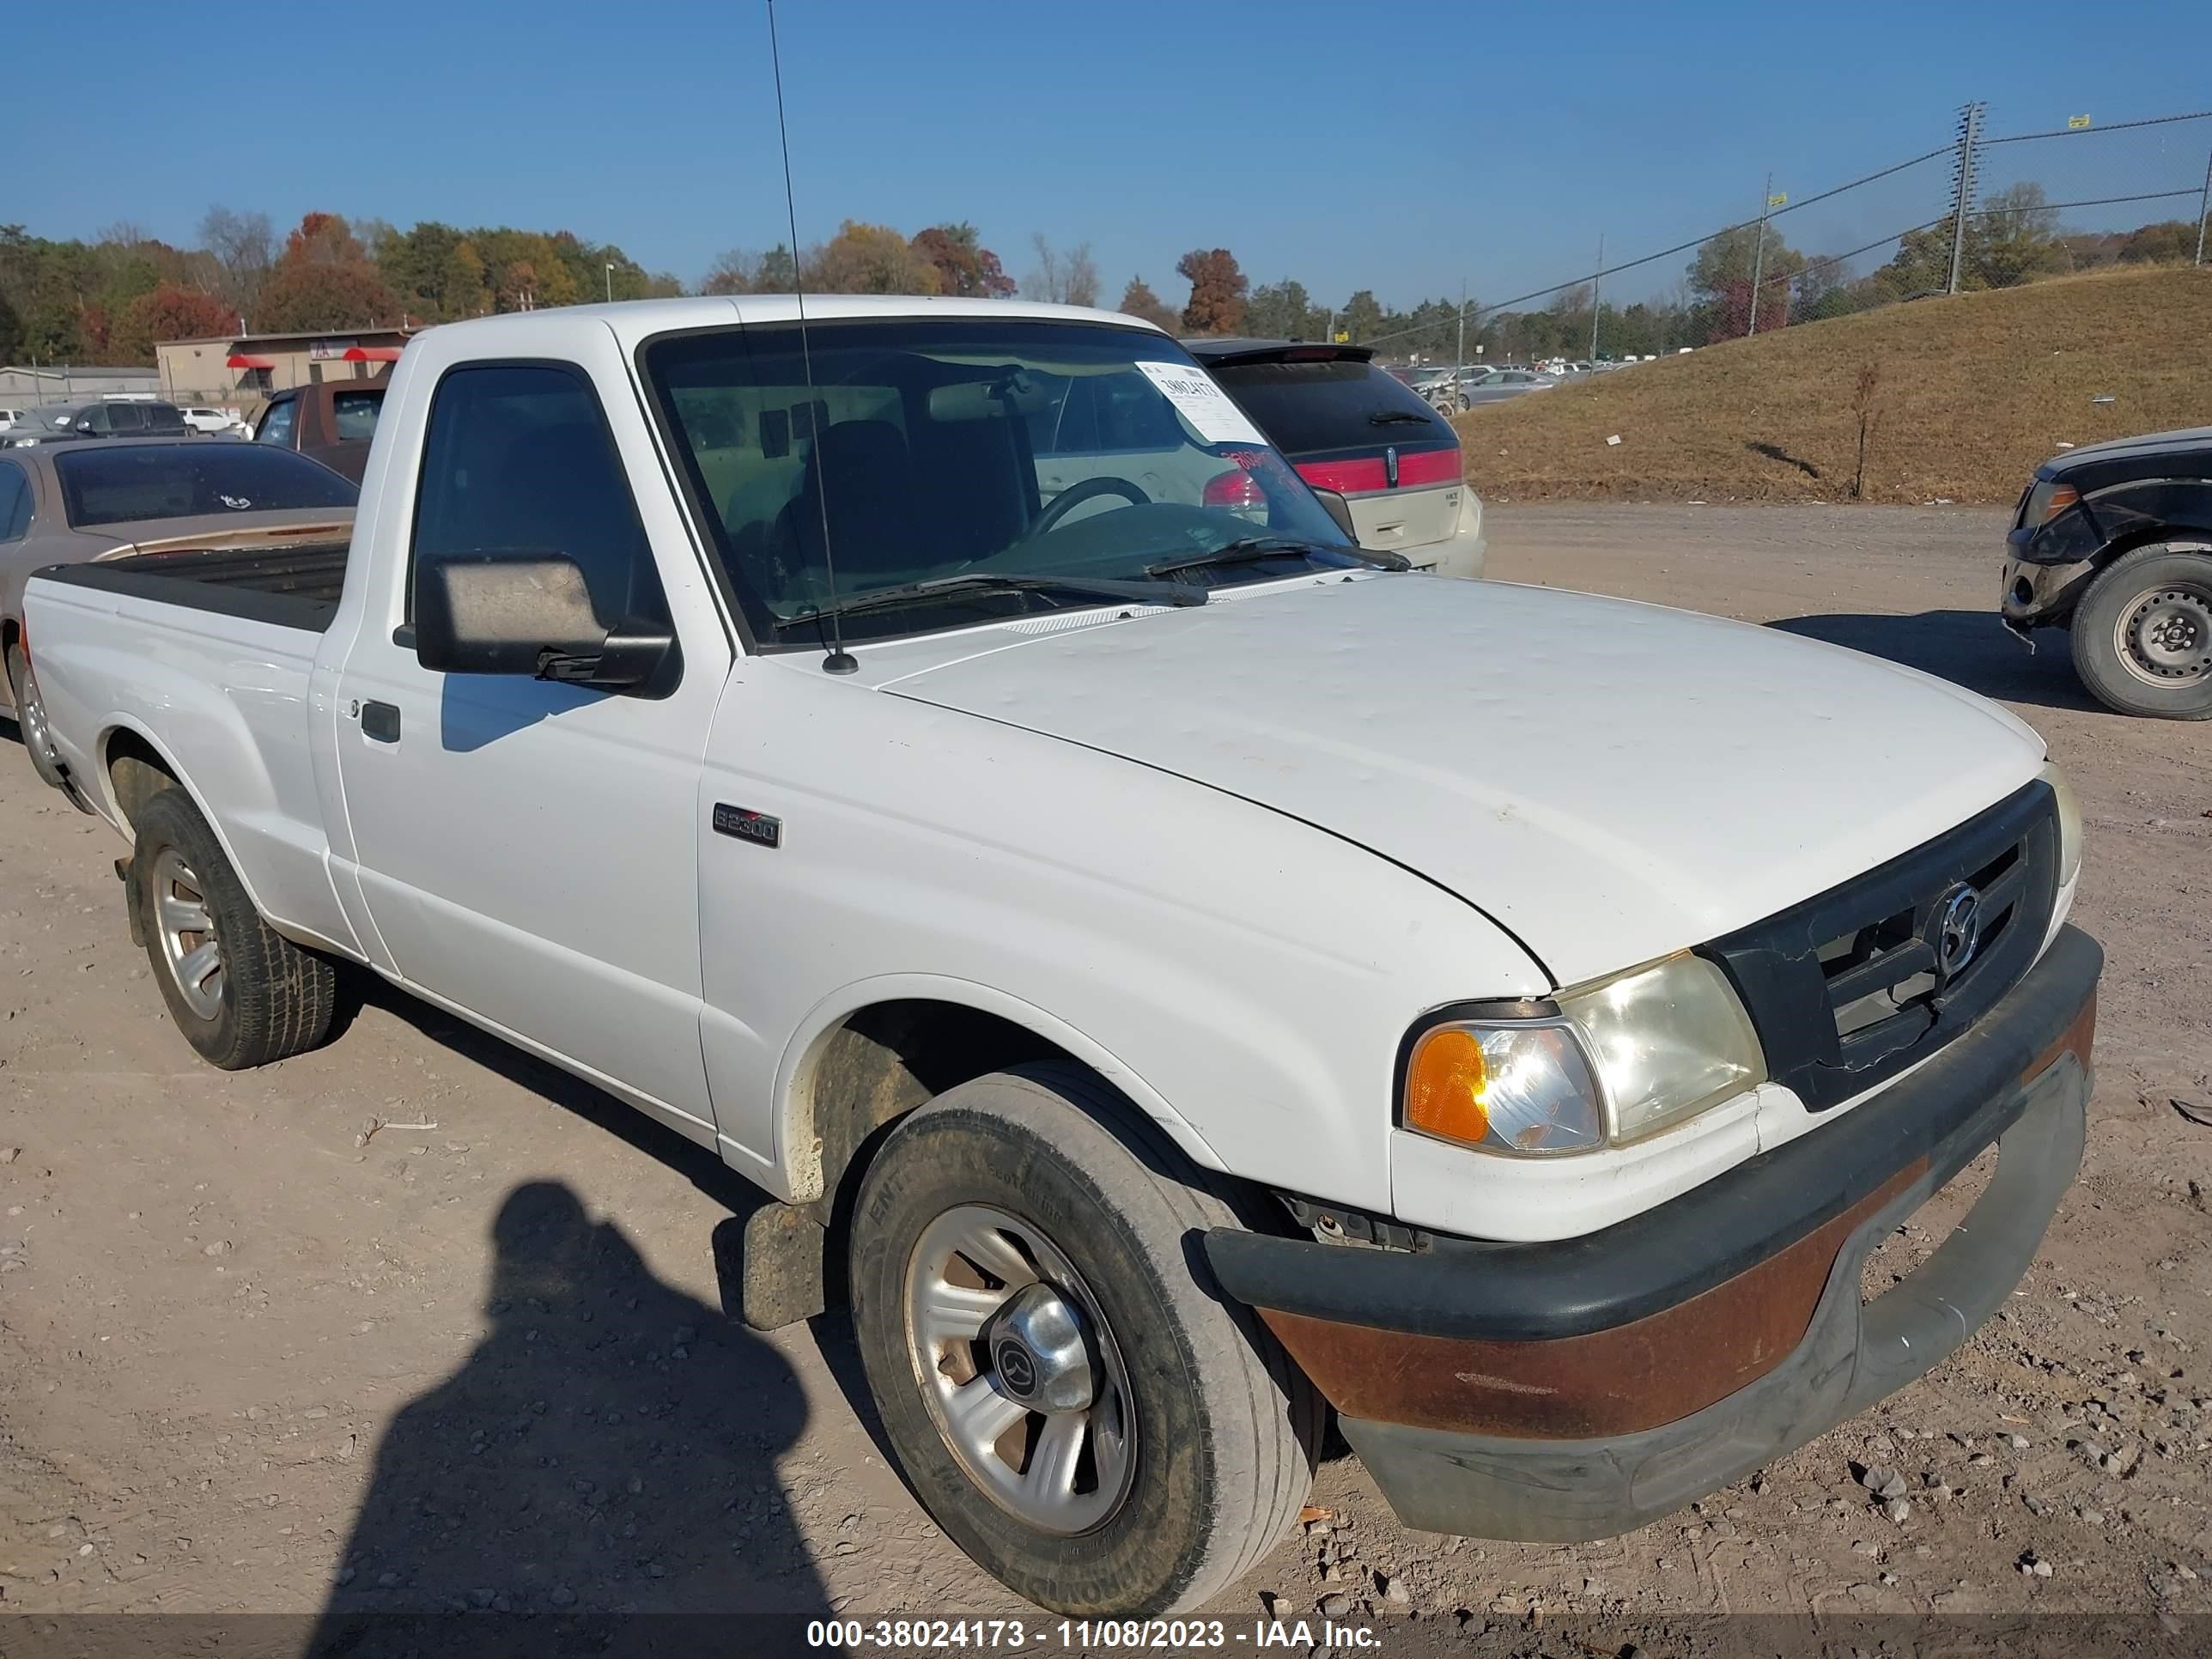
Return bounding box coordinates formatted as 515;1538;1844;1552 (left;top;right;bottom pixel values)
151;848;225;1020
903;1205;1136;1535
16;664;56;768
2116;584;2212;687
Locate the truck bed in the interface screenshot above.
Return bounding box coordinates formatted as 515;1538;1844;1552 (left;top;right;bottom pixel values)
33;540;351;634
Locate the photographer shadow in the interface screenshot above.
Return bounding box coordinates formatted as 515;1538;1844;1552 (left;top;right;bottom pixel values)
305;1180;831;1656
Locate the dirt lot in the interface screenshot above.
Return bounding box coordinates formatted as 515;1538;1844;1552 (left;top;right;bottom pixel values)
2;505;2208;1643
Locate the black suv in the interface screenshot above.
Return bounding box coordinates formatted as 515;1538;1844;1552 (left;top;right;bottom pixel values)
2003;425;2212;719
55;401;192;439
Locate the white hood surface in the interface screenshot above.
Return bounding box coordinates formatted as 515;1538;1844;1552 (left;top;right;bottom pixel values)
879;575;2047;988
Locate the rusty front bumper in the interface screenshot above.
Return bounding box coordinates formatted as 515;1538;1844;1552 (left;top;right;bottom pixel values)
1204;925;2100;1541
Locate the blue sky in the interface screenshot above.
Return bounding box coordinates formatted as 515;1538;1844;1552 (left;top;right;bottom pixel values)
15;0;2212;312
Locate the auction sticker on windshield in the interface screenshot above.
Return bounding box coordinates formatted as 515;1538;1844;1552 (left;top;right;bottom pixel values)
1135;361;1266;447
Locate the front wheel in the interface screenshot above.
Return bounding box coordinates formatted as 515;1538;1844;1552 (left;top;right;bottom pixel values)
849;1066;1317;1616
5;643;68;790
2070;544;2212;719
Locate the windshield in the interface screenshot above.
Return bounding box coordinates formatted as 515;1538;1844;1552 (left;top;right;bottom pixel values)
54;444;358;529
643;318;1364;647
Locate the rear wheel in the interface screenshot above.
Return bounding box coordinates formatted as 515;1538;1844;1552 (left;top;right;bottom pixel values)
2070;544;2212;719
5;643;67;790
848;1065;1317;1616
131;787;337;1068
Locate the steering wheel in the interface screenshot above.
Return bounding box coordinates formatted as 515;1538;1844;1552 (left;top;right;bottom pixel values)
1024;476;1151;540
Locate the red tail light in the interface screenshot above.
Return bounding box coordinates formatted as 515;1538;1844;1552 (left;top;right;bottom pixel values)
1203;467;1267;510
1295;446;1462;495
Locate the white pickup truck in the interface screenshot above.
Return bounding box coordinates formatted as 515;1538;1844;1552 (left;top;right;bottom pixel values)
21;297;2099;1618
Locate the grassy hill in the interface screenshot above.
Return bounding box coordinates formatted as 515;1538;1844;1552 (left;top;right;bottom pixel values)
1453;264;2212;506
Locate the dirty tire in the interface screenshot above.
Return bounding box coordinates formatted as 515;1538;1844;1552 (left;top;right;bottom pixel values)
5;643;68;790
132;787;337;1069
2069;544;2212;720
849;1064;1319;1616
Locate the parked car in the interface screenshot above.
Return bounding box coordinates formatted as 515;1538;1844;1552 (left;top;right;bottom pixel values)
1455;367;1559;409
252;380;388;483
0;437;356;786
21;297;2096;1620
2002;424;2212;718
51;399;192;438
1184;338;1485;577
0;408;39;433
179;405;248;437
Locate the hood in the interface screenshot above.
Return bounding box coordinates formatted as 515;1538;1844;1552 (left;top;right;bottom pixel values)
2045;424;2212;476
878;576;2046;987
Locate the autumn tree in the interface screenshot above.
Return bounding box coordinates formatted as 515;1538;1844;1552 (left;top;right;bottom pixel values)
1689;222;1804;334
1117;276;1179;332
257;260;401;331
910;223;1015;298
2118;220;2197;264
282;211;369;268
811;221;939;295
112;283;234;360
1176;247;1247;334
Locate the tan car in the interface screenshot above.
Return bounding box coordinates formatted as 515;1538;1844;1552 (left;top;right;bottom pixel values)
0;437;355;785
1185;338;1486;578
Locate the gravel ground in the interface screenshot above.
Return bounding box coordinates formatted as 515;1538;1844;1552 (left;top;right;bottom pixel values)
0;503;2207;1645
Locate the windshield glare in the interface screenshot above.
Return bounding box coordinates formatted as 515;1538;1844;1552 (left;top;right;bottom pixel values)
644;319;1364;645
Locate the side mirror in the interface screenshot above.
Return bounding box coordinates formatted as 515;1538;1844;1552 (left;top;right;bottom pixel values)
412;550;678;692
1308;486;1360;544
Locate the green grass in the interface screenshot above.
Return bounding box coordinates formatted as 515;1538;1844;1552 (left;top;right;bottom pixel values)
1454;264;2212;505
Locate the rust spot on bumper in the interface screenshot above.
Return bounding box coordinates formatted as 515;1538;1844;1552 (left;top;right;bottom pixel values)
1260;1162;1923;1439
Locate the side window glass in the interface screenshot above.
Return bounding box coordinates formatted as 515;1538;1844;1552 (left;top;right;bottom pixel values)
331;392;383;442
257;400;297;447
80;406;110;434
0;464;26;542
409;363;668;629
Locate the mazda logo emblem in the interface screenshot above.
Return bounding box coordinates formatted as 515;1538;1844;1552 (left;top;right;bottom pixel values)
994;1341;1037;1399
1931;884;1983;981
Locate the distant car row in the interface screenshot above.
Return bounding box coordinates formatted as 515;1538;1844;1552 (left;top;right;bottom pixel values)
2;385;386;483
1;400;246;445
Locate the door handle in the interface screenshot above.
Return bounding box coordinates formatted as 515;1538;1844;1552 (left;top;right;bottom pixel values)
361;701;401;743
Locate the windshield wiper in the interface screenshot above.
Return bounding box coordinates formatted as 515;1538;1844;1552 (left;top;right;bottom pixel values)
773;571;1206;633
1142;538;1409;579
1369;410;1434;426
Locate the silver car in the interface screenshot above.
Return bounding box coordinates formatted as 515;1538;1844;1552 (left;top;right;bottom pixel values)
0;438;356;784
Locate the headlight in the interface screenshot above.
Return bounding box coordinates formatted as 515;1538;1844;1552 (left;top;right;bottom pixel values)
1404;953;1765;1157
2041;759;2081;886
1559;953;1766;1142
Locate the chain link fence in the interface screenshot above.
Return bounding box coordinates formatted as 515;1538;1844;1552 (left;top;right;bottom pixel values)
1368;104;2212;374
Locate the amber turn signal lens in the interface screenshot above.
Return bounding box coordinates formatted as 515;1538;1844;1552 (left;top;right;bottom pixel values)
1406;1027;1491;1145
2041;484;2079;522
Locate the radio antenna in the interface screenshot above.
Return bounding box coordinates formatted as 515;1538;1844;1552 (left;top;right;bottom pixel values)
767;0;856;674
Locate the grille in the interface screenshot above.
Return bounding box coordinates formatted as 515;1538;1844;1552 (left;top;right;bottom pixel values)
1701;781;2059;1112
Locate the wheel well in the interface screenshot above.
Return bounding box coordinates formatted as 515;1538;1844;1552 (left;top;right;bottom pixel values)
104;729;180;827
2097;523;2212;569
794;999;1073;1224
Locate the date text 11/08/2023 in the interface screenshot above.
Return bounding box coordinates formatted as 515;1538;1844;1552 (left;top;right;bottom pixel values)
806;1617;1385;1650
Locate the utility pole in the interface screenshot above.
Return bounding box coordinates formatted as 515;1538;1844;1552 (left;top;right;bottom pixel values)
1747;176;1771;337
1948;101;1985;295
1455;279;1467;380
1590;233;1604;360
2197;144;2212;266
